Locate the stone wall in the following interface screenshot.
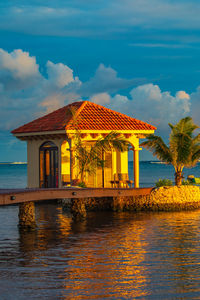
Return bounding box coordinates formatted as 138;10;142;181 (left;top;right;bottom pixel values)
111;186;200;212
85;197;113;211
62;186;200;218
62;197;113;212
111;195;149;212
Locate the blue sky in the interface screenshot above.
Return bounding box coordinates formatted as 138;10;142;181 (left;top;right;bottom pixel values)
1;0;200;161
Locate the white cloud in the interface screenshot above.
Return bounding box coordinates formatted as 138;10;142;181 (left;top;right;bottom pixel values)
0;49;39;79
189;87;200;125
46;61;77;88
176;90;190;100
0;49;81;129
39;93;67;114
108;0;200;30
90;93;111;104
89;84;191;132
80;63;141;96
1;1;200;37
129;84;191;129
0;48;196;139
130;43;191;48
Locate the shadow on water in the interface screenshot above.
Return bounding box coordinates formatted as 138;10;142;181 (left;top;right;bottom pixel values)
1;202;200;299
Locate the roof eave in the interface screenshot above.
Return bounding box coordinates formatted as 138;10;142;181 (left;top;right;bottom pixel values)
12;130;67;140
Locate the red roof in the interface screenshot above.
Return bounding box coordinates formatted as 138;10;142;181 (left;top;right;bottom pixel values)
12;101;156;134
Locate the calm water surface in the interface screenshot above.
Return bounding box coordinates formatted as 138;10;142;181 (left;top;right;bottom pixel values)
1;163;200;299
0;203;200;299
1;161;200;188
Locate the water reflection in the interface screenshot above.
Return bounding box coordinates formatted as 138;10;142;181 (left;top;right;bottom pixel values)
0;203;200;299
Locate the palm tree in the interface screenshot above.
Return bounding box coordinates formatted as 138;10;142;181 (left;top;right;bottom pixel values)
74;131;128;183
140;117;200;186
69;108;129;184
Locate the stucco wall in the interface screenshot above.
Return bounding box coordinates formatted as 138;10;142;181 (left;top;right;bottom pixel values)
27;138;64;188
27;140;41;188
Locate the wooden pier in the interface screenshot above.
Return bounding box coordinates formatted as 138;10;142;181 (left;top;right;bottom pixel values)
0;187;153;206
0;187;153;229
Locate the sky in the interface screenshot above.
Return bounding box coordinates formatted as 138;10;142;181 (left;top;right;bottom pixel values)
1;0;200;161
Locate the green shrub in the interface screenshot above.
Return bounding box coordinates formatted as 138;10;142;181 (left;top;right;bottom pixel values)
194;177;200;184
182;179;194;185
155;178;173;187
78;182;87;188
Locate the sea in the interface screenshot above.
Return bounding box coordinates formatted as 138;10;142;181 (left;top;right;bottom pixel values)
0;162;200;299
1;161;200;189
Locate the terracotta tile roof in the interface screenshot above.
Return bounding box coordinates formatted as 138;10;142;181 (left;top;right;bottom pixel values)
12;101;156;134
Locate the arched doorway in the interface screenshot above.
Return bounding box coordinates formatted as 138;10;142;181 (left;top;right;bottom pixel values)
39;141;59;188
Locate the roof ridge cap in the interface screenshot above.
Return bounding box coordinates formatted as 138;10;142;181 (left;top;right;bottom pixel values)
87;101;156;128
75;100;88;116
65;100;87;129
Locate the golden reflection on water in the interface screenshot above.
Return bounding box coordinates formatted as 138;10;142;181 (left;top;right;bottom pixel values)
56;206;72;238
16;204;200;299
60;215;151;299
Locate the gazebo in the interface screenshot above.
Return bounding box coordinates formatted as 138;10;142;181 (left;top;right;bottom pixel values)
12;101;156;189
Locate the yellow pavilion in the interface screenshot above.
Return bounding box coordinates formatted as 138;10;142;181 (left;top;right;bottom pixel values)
12;101;156;189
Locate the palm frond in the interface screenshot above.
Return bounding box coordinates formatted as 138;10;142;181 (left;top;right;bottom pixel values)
170;117;199;138
72;129;128;181
95;132;128;153
191;150;200;163
168;117;200;166
191;133;200;144
140;135;172;163
169;132;192;164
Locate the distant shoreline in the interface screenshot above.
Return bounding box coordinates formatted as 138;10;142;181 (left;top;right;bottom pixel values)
0;160;196;166
0;162;27;165
0;161;160;165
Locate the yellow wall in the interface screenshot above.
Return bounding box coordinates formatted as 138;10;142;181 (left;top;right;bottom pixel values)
61;141;70;184
104;151;112;187
116;150;128;174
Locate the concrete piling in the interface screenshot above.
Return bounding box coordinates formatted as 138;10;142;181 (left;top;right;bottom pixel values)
71;198;87;221
18;201;36;230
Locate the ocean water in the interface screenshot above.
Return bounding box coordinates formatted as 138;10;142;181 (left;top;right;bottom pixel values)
1;162;200;299
0;161;200;189
0;163;27;189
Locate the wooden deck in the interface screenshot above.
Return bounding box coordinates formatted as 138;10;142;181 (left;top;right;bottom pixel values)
0;187;153;206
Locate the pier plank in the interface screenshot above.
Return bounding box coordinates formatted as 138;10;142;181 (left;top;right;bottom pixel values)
0;188;153;206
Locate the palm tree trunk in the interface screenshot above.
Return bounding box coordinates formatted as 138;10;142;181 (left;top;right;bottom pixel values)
80;171;84;183
175;171;183;186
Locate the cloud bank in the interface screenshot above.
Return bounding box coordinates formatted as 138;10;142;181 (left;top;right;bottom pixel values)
0;48;199;137
1;1;200;37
